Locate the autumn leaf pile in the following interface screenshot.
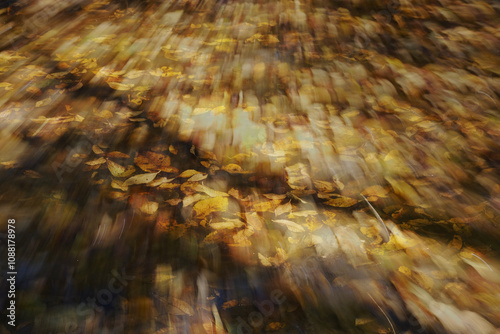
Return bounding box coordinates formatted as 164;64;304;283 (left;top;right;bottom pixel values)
1;0;500;333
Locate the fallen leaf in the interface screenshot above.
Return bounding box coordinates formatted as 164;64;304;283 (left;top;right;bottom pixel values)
86;157;106;166
273;219;305;232
196;184;229;197
106;151;129;158
275;202;292;216
92;145;104;154
35;97;52;108
325;196;359;207
135;152;177;173
107;82;134;90
188;173;207;182
361;185;389;198
178;169;202;178
258;253;273;266
123;172;159;186
193;196;229;218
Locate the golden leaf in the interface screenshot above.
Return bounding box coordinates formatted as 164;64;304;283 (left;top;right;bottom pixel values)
135;152;177;173
275;202;292;216
85;157;106;166
293;210;318;217
193;196;229;218
258;253;272;267
27;86;42;95
273;219;305;232
313;180;336;192
325;196;359;207
245;212;263;230
123;172;159;186
210;219;244;230
178;169;202;178
107;82;134;90
183;193;207;207
253;200;276;212
361;185;389;198
107;160;135;177
92;145;104;155
196;184;228;197
111;180;128;191
222;164;251;174
188;173;207;182
140;201;159;215
35;97;52;108
398;266;411;276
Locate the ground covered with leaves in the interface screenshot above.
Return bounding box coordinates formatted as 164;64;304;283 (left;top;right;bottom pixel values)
1;0;500;333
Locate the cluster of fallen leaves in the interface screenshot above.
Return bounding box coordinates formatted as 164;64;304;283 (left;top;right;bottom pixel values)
1;0;500;333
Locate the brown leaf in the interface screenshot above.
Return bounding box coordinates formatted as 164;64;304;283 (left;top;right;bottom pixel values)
169;298;194;316
325;196;359;207
106;151;130;158
135;152;177;173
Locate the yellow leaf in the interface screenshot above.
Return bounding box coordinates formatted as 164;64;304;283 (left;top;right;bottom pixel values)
273;219;305;232
293;210;318;217
414;272;434;291
398;266;411;276
222;164;251;174
107;82;134;90
111;180;128;191
263;194;287;200
258;253;272;266
275;202;292;216
210;219;244;230
196;184;228;197
361;185;389;198
35;97;52;108
188;173;207;182
140;201;159;215
313;180;336;192
183;194;207;207
123;172;159;186
193;196;229;218
325;196;359;207
92;145;104;154
169;145;178;155
107;159;126;176
27;86;42;95
253;200;275;212
86;157;106;166
178;169;202;178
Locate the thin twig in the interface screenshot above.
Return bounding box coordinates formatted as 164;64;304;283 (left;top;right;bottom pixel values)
362;194;390;242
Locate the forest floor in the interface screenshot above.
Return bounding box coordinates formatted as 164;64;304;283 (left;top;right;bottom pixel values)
1;0;500;333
